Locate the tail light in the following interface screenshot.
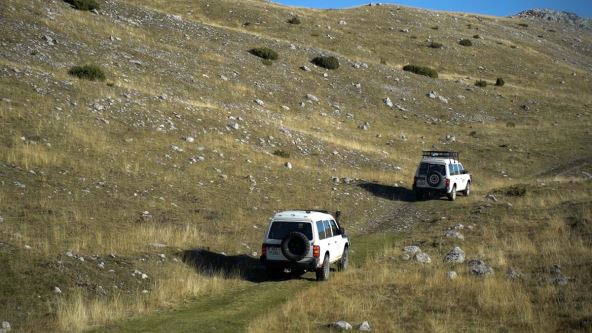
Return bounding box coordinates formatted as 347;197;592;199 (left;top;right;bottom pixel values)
261;244;267;258
413;177;418;186
445;178;450;188
313;245;320;258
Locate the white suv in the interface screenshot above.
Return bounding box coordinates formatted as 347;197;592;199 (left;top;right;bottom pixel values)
260;210;349;281
412;151;471;201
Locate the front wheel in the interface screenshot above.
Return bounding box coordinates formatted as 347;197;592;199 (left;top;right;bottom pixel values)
463;182;471;197
448;186;456;201
316;253;330;281
337;247;349;271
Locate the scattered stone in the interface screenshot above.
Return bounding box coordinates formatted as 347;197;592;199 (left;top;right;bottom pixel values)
98;262;105;269
1;321;10;332
486;194;498;202
384;97;393;107
506;267;522;280
339;20;347;25
400;253;411;261
228;123;240;130
42;35;56;45
329;320;352;331
468;259;494;276
427;91;437;99
306;94;319;102
53;286;62;294
414;252;432;264
254;99;265;106
281;105;290;111
148;243;167;248
404;245;421;256
446;230;465;240
400;28;410;33
447;271;458;280
358;122;370;130
300;65;311;72
285;162;293;169
356;321;371;331
185;136;195;143
444;247;465;264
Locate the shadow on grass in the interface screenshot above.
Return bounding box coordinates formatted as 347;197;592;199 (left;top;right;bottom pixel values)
181;248;315;283
358;182;417;202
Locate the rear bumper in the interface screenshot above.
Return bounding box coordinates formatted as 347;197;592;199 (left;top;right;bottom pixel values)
414;186;450;195
260;256;319;271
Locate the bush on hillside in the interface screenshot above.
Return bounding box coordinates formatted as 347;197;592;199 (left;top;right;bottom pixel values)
249;47;279;60
475;80;487;87
311;56;339;70
428;42;443;49
63;0;100;11
287;16;301;24
273;150;291;158
502;185;527;197
459;39;473;46
495;77;505;86
68;65;105;81
402;64;438;78
518;23;529;28
431;26;439;30
473;34;481;39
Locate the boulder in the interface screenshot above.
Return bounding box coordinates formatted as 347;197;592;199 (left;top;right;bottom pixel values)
468;259;494;276
329;320;352;330
445;230;465;240
357;321;371;331
403;245;421;256
447;271;458;280
444;247;465;264
414;252;432;264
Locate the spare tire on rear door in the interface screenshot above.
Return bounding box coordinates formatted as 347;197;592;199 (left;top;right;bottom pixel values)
427;171;443;187
281;232;310;262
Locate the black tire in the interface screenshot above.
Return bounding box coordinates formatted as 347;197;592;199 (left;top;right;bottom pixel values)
448;185;457;201
463;182;471;196
337;246;349;271
427;171;443;188
281;232;310;262
316;253;330;281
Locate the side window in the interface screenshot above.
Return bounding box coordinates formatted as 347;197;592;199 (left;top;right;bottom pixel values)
458;164;464;173
451;164;459;175
323;220;333;238
330;220;340;236
316;221;326;239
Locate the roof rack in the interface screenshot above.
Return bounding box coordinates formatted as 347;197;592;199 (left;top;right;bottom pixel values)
282;209;329;214
422;151;460;160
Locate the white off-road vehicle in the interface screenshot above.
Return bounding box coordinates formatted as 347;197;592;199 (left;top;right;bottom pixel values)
412;151;471;201
260;210;349;281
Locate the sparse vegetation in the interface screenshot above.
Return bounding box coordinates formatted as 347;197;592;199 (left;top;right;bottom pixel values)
459;39;473;46
506;121;516;127
402;64;438;78
287;16;301;24
273;150;290;158
475;80;487;87
473;34;480;39
496;77;505;86
518;23;529;27
431;26;439;30
428;41;443;49
249;47;279;60
498;185;527;197
311;56;339;70
63;0;100;11
68;64;106;81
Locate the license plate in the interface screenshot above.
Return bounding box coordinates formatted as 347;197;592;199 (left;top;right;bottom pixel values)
268;246;280;256
417;180;426;186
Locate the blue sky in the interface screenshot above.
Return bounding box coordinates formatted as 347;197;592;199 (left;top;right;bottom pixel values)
273;1;592;18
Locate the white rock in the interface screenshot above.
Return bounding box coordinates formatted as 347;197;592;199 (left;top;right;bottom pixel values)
306;94;319;102
54;286;62;294
159;254;166;259
414;252;432;264
445;230;465;240
285;162;293;169
339;20;347;25
447;271;458;280
384;97;393;107
185;136;195;143
444;247;465;264
330;320;352;330
403;245;421;256
1;321;10;331
141;273;149;280
357;321;371;331
427;91;437;99
229;123;240;130
254;99;265;106
98;262;105;269
281;105;290;111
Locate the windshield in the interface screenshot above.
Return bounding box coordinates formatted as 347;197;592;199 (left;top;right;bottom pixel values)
418;163;446;176
268;221;313;240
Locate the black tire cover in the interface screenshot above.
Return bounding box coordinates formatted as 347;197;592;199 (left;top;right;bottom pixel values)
281;232;310;262
427;171;442;187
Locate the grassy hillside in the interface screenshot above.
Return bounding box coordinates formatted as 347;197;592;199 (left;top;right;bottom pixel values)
0;0;590;331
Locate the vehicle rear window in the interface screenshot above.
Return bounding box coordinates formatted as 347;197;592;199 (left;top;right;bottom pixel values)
418;163;446;176
268;221;313;240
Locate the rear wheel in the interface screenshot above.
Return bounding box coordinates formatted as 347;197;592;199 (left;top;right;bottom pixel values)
316;253;330;281
448;186;457;201
337;246;349;271
463;182;471;196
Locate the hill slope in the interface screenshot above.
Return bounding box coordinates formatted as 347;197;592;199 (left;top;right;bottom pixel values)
0;0;591;331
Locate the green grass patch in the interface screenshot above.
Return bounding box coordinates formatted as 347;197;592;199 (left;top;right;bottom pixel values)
495;77;505;86
63;0;100;11
402;64;438;78
459;39;473;46
249;48;279;60
475;80;487;87
311;56;339;70
68;65;106;81
287;16;301;24
428;42;443;49
272;150;290;158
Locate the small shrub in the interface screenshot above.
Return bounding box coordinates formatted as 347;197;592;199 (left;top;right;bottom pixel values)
262;59;273;66
502;185;527;197
459;39;473;46
495;77;505;86
510;45;517;49
273;150;290;158
431;26;439;30
402;64;438;78
68;65;105;81
287;16;301;24
243;22;251;27
469;131;478;137
475;80;487;87
473;34;480;39
506;121;516;128
428;42;443;49
518;23;528;27
410;35;418;39
311;56;339;70
380;57;387;65
63;0;100;11
249;47;278;60
548;29;556;33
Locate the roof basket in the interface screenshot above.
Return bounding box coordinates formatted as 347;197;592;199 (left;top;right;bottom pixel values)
284;209;329;214
422;151;459;160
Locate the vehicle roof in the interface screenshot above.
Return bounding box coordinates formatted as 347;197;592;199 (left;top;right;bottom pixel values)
272;210;334;222
420;157;461;164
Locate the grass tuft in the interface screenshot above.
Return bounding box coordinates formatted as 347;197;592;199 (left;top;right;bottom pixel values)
402;64;438;78
63;0;100;11
68;65;106;81
249;47;279;60
311;56;339;70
